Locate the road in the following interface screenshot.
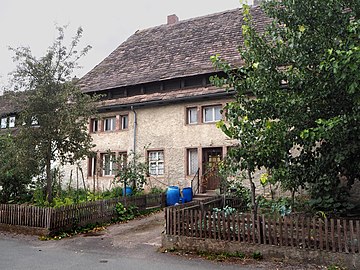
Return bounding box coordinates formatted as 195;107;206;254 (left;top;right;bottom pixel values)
0;211;323;270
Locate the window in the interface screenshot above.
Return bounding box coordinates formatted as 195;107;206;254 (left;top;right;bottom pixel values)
148;151;164;176
1;117;7;129
187;149;198;175
121;115;128;130
187;107;198;124
203;105;222;123
91;119;98;132
31;116;39;126
104;117;116;131
116;152;128;169
102;153;116;176
88;155;97;177
8;116;15;128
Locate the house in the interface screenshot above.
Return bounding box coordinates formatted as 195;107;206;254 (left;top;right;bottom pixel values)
0;92;22;132
61;6;271;193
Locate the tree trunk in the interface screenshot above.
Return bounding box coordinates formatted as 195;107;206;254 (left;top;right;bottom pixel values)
45;150;52;203
248;169;258;216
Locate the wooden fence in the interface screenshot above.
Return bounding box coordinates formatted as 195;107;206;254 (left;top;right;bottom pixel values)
0;193;165;233
165;207;360;254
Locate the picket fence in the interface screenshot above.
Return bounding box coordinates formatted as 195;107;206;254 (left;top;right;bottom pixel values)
165;204;360;254
0;193;165;233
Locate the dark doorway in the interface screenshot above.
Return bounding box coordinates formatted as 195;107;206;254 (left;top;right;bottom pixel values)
202;147;222;191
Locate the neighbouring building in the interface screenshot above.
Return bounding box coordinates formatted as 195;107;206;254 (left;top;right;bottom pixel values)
60;6;271;193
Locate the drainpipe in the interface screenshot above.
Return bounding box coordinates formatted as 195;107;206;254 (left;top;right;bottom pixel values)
131;106;137;155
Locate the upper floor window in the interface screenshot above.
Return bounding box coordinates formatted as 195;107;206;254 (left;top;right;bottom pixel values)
9;116;15;128
91;119;98;133
203;105;222;123
1;116;16;129
187;107;198;124
121;115;129;130
148;150;164;176
1;117;7;129
104;117;116;131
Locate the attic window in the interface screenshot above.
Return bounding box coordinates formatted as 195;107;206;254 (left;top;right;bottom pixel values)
1;117;7;129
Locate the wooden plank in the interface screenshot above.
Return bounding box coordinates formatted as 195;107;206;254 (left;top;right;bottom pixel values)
284;217;288;246
190;210;194;237
313;218;317;250
273;217;278;246
227;213;232;241
268;216;273;245
349;220;355;254
252;214;256;243
279;217;283;246
325;218;329;251
236;213;241;242
241;214;246;243
331;219;336;252
256;215;261;244
337;219;342;252
301;216;305;249
319;218;323;250
247;213;251;243
343;219;349;253
262;215;266;245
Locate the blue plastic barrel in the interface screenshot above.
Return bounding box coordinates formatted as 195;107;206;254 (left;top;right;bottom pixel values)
166;186;180;206
182;187;193;203
122;186;133;196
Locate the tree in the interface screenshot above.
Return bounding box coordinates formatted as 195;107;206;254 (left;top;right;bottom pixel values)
212;0;359;214
113;152;148;195
0;132;38;203
10;26;97;202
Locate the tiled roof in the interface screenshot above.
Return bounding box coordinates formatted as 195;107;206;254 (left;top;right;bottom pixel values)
0;92;23;116
79;6;270;93
97;85;233;110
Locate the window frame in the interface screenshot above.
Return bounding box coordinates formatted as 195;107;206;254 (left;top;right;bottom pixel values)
202;105;222;123
103;117;116;131
186;107;198;125
102;152;116;176
187;148;199;176
148;150;165;176
1;117;7;129
120;114;129;130
90;119;99;133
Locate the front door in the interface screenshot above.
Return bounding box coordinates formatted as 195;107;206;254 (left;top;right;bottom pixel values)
202;148;222;191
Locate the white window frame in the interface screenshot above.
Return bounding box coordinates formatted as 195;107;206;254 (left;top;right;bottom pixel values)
102;153;116;176
187;107;198;124
104;117;116;131
148;151;164;176
187;148;198;175
89;156;97;177
121;115;128;130
1;117;7;129
8;116;15;128
203;105;222;123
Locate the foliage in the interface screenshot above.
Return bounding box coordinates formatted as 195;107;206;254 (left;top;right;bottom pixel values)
149;186;165;194
258;197;292;217
211;0;360;215
113;151;148;193
114;202;139;222
9;25;98;202
0;133;37;203
212;205;237;217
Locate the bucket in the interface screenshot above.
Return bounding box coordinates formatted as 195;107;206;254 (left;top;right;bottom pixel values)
122;186;133;196
166;186;180;206
182;187;193;203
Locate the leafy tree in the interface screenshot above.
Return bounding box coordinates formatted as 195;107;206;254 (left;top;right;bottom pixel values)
10;26;97;202
113;152;148;195
0;133;38;203
212;0;359;214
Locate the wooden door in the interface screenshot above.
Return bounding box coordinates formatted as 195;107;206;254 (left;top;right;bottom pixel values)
202;148;222;191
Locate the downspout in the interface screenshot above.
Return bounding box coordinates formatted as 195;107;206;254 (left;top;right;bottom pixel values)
131;106;137;155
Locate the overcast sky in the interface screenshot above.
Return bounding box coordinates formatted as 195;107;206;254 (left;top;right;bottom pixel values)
0;0;253;94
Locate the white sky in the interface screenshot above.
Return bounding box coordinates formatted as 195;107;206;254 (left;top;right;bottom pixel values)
0;0;253;93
